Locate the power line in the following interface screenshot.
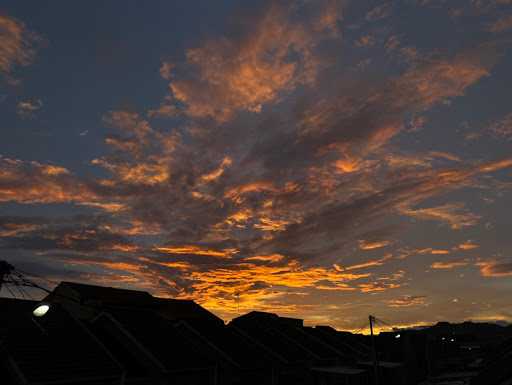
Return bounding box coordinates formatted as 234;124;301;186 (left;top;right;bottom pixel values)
5;283;17;299
17;268;58;286
15;283;26;299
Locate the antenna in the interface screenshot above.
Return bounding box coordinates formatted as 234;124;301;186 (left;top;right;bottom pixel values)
235;291;240;316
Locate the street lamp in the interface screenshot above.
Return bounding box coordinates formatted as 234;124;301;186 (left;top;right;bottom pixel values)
33;303;51;317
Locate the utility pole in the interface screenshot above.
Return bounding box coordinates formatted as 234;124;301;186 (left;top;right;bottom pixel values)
369;315;379;385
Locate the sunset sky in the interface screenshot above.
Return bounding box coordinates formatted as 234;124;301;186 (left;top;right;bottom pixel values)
1;0;512;331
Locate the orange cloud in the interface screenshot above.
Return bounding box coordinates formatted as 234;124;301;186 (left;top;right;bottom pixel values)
168;1;342;122
336;254;393;271
488;15;512;33
147;102;179;119
154;245;238;259
110;244;140;253
61;256;182;296
0;221;42;237
386;295;427;308
393;52;493;109
400;203;480;229
358;282;401;293
91;157;169;185
476;260;512;277
182;259;369;313
431;249;450;255
244;254;285;263
155;261;193;270
355;35;375;47
0;14;41;79
200;157;232;183
254;217;291;232
431;261;469;269
103;110;152;139
456;241;479;251
224;181;279;203
335;158;361;173
0;157;92;205
359;240;391;250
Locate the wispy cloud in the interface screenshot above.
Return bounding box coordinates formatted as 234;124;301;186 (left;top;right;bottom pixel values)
488;113;512;140
431;261;469;270
386;295;427;308
165;0;343;122
16;98;42;118
477;259;512;277
488;14;512;32
0;14;42;82
400;203;480;229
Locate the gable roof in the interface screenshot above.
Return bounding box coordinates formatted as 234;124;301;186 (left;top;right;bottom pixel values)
52;281;154;306
231;311;303;327
153;297;223;324
48;281;223;324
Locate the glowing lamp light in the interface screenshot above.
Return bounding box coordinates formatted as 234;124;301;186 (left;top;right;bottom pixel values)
395;334;401;339
33;303;50;317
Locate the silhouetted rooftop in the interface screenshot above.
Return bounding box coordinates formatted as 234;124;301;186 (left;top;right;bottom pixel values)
47;281;223;324
95;308;215;372
0;297;122;384
49;281;154;306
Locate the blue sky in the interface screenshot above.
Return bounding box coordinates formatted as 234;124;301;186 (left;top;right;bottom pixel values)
1;0;512;330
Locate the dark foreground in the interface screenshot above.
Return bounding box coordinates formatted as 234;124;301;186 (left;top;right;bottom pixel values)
1;281;511;385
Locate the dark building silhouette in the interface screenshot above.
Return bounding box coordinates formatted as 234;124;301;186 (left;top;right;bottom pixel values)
230;311;374;384
45;281;221;324
1;281;511;385
0;297;123;385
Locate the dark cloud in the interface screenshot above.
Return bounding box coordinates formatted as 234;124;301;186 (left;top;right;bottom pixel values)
0;218;136;253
